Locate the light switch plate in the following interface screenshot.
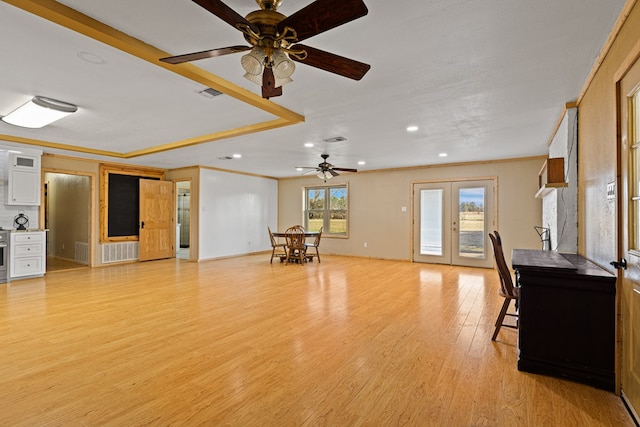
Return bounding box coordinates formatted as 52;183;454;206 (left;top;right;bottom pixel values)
606;182;615;200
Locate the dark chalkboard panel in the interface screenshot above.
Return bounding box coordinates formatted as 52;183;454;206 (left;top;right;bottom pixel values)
107;174;159;237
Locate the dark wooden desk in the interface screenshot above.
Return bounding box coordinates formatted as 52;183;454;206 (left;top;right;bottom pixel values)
512;249;616;391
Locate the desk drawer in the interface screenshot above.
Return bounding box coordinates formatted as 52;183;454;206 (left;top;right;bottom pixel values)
13;243;43;256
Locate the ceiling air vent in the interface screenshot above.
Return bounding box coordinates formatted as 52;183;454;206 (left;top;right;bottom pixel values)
323;136;347;143
199;88;223;98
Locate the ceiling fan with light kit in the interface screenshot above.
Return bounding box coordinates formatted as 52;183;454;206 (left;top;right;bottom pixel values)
160;0;371;99
297;153;357;181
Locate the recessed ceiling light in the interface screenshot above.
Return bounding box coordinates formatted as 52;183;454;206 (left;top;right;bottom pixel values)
296;167;304;171
439;153;448;157
358;161;366;165
407;125;419;132
304;142;314;148
232;153;242;159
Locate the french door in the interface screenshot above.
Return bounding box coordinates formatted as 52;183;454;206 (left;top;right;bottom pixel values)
617;55;640;420
413;179;495;268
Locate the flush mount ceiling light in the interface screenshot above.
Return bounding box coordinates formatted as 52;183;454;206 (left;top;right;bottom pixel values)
406;125;419;132
1;96;78;128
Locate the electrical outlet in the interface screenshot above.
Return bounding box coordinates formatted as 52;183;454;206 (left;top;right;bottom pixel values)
364;242;368;248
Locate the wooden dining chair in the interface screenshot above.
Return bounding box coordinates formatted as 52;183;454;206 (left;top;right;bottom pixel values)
305;227;323;263
285;226;307;264
489;232;519;341
268;226;287;263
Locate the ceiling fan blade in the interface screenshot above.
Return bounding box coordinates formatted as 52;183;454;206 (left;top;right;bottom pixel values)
160;45;251;64
261;67;283;99
332;167;358;173
291;44;370;80
192;0;259;34
277;0;368;42
329;169;340;177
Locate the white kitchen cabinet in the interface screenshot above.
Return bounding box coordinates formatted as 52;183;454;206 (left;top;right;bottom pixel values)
7;153;41;206
10;231;46;279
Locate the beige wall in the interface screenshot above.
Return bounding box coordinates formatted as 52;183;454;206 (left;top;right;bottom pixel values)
279;157;544;265
578;1;640;270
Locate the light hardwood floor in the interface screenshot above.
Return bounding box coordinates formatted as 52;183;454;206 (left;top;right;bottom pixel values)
46;256;89;273
0;255;634;426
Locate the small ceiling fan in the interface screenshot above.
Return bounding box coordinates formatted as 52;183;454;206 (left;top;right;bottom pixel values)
160;0;371;99
298;154;358;181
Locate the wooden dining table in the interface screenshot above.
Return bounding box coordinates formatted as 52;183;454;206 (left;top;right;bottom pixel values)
272;231;320;239
272;231;320;263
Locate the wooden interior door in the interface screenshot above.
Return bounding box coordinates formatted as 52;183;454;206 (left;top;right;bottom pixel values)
139;179;174;261
618;55;640;421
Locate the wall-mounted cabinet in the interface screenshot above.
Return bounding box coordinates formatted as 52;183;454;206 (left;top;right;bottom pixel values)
7;153;41;205
535;157;568;198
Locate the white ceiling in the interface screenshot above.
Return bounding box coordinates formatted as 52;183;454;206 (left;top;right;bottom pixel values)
0;0;627;177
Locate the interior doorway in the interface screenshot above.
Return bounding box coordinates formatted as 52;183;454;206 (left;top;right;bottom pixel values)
176;181;191;260
43;171;91;272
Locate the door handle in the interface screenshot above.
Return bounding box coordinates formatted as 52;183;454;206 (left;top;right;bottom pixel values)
610;258;627;270
140;221;145;229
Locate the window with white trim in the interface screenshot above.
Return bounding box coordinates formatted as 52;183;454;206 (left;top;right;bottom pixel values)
304;184;348;236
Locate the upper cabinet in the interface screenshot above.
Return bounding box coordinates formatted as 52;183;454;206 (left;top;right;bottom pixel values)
535;157;568;198
7;152;41;206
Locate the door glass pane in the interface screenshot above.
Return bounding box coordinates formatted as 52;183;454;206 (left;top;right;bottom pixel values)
329;187;347;234
458;187;485;258
420;189;443;255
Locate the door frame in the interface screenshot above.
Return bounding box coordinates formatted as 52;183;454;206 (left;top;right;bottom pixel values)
39;167;96;267
615;47;640;419
174;179;193;261
411;176;498;267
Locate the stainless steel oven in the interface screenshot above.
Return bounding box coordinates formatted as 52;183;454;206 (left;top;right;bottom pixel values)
0;230;9;283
